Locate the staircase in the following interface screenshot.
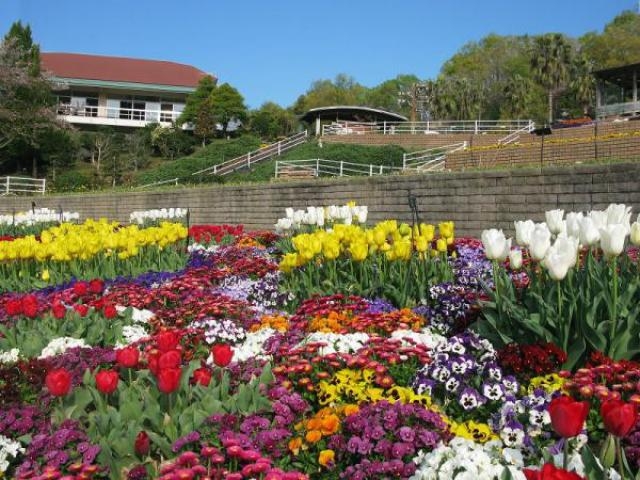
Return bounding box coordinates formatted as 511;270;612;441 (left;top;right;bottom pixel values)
191;131;308;177
402;142;468;173
497;121;536;146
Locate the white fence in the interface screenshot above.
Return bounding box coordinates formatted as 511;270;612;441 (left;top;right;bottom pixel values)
322;119;535;136
402;143;467;172
0;176;46;195
275;159;404;178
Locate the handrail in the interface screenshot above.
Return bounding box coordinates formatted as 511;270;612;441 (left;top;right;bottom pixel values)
191;131;308;177
0;176;46;195
275;158;403;178
322;119;534;136
56;104;182;123
497;121;536;146
403;142;467;170
138;177;180;190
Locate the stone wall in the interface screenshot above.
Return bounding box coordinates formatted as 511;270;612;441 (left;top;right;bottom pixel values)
3;162;640;238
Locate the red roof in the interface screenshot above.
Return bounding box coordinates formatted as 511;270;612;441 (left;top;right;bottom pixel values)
41;52;211;88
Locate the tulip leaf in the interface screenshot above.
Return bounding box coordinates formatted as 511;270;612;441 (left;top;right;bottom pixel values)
581;444;605;478
564;336;586;371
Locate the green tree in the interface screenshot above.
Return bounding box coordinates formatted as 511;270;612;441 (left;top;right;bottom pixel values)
530;33;574;124
0;22;60;175
581;11;640;69
151;125;195;160
38;128;77;182
178;75;217;125
365;74;419;117
194;98;217;145
208;83;247;136
249;102;298;140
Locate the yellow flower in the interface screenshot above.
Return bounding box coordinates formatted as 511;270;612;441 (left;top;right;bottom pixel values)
319;449;335;467
436;238;448;253
41;269;50;281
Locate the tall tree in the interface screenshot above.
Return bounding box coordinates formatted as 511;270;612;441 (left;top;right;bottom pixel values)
249;102;298;140
530;33;574;124
581;11;640;69
208;83;247;136
178;75;217;125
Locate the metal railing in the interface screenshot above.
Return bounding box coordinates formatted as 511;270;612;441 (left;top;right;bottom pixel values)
403;142;467;171
275;159;404;178
56;104;182;124
497;122;537;146
322;119;534;136
596;101;640;118
0;176;46;195
192;131;308;177
138;177;180;190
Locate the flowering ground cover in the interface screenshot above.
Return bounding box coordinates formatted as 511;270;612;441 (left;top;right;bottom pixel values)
1;204;640;479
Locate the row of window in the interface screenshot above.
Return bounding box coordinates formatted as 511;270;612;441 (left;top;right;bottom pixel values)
56;95;183;122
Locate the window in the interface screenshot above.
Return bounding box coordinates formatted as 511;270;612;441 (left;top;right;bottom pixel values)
160;103;174;123
85;97;98;117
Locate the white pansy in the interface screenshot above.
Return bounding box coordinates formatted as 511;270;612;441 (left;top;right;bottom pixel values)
215;328;276;363
528;223;552;261
0;348;20;364
599;224;628;257
0;434;25;474
115;325;150;348
115;305;155;323
514;220;535;246
391;328;446;349
481;229;511;261
297;332;369;355
545;209;565;235
39;337;90;359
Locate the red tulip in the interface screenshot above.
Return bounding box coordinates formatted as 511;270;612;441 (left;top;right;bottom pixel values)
45;368;72;397
52;302;67;319
74;304;89;317
22;295;39;318
600;398;638;437
156;331;179;352
548;395;590;438
95;370;119;394
88;279;104;294
73;281;88;296
523;463;585;479
158;350;182;370
134;431;150;457
156;368;182;394
211;344;233;368
116;347;140;368
103;304;117;319
192;367;212;387
5;298;22;316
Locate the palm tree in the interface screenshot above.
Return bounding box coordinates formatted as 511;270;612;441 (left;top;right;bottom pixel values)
570;53;595;116
502;74;533;119
530;34;573;124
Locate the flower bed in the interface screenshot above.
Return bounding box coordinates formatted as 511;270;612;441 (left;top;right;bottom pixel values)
0;205;639;479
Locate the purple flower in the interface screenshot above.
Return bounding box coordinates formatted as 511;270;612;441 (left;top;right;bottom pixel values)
398;427;415;443
459;387;485;410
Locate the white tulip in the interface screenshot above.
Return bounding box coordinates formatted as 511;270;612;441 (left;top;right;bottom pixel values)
514;220;535;246
285;208;294;219
481;229;511;261
631;222;640;246
579;217;600;246
316;208;325;227
528;224;552;261
545;209;565;235
588;210;608;230
606;204;632;233
354;206;368;224
509;248;523;269
599;224;628;257
565;212;584;240
275;218;292;233
292;210;304;226
542;236;579;281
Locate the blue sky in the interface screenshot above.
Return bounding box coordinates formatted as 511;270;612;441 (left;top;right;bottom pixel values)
1;0;636;109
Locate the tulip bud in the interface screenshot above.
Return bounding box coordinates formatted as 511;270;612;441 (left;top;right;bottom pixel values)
599;433;616;468
631;222;640;246
529;224;551;261
508;248;523;270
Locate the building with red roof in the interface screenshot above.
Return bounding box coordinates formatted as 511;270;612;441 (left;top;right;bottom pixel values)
41;52;213;129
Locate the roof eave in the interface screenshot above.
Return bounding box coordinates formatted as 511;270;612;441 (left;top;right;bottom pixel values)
48;76;198;94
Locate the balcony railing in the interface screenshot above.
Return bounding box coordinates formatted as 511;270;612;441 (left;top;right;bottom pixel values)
0;176;46;195
321;119;535;136
56;105;182;128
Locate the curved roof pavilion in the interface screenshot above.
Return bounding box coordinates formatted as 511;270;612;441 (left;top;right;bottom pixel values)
300;106;408;135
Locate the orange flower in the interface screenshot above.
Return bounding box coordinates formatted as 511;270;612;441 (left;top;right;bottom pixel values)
288;437;303;455
342;404;360;416
305;430;322;443
318;449;335;467
320;414;340;435
306;418;322;431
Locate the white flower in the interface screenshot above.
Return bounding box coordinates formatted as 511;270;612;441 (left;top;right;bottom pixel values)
296;332;369;355
217;328;276;363
578;216;600;246
116;325;150;348
606;204;632;233
542;235;579;281
391;328;445;349
275;217;293;234
514;220;535;246
528;223;552;261
599;224;628;257
630;222;640;246
481;229;511;261
545;209;565;235
0;348;20;364
39;337;90;359
565;212;583;239
509;248;522;269
0;434;25;474
589;210;608;230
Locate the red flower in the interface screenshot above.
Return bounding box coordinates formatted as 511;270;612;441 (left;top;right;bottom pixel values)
192;367;212;387
156;368;182;394
45;368;72;397
548;395;590;438
5;298;22;316
103;304;117;319
600;399;638;437
158;350;182;370
52;302;67;319
95;370;119;394
74;304;89;317
147;350;160;375
88;279;104;294
524;463;585;479
211;344;233;368
116;347;140;368
22;295;39;318
134;431;150;457
156;331;180;352
73;281;88;296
